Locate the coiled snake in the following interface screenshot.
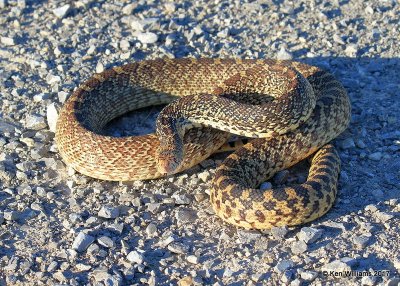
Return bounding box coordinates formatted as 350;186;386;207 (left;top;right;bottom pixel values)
55;58;351;229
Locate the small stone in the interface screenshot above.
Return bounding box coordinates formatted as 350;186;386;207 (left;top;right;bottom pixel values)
275;260;294;274
4;211;19;221
353;235;370;248
386;278;400;286
72;232;95;252
361;275;377;286
365;204;378;213
198;171;211;182
120;39;130;51
333;34;345;45
165;3;176;13
321;260;351;273
297;227;323;244
299;270;318;281
0;213;4;224
122;3;137;15
355;139;366;149
25;114;47;130
96;62;104;73
394;257;400;271
58;91;68;103
53;4;70;19
127;250;144;264
340;138;355;149
374;211;394;222
1;36;15;46
136;32;158;44
271;226;289;239
281;270;294;283
47;103;58;133
75;263;92;271
172;193;191;205
168;242;190;254
146;223;157;236
47;261;58;272
365;6;374;14
186;255;199;264
237;229;262;243
276;47;293;60
175;209;198;224
98;205;119;219
53;271;66;282
97;236;114;248
368;152;382;161
178;276;194;286
345;44;358;57
46;74;61;85
260;182;272;190
291;240;308;254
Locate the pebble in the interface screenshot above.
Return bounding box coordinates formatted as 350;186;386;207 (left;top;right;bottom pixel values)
297;227;323;244
275;260;294;273
46;74;61;85
345;44;358;56
1;36;15;46
299;270;318;281
198;171;211;182
25;114;47;130
365;6;374;14
96;62;104;73
0;213;4;224
145;223;157;236
136;32;158;44
178;276;194;286
122;3;137;15
291;240;308;254
361;275;378;286
53;4;70;19
271;226;289;239
260;182;272;190
97;236;114;248
340;138;356;149
98;205;119;219
368;152;382;161
172;193;191;205
237;229;262;243
353;235;370;248
58;91;68;103
4;211;19;221
186;255;199;264
321;260;352;273
374;211;394;222
276;47;293;60
46;103;58;133
167;242;190;254
175;209;198;224
71;232;95;252
127;250;144;264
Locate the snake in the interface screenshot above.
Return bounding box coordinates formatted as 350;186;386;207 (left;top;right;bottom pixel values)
55;58;351;229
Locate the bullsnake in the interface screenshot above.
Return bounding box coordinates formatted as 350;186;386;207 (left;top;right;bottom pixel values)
55;58;351;229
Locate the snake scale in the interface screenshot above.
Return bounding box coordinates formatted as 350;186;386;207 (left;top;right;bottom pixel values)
55;58;351;229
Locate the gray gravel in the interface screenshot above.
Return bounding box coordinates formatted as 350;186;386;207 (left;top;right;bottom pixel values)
1;0;400;285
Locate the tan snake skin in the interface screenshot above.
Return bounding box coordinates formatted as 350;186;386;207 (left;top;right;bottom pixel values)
55;58;351;229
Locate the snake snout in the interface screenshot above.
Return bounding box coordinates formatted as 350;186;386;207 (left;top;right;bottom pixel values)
156;150;182;175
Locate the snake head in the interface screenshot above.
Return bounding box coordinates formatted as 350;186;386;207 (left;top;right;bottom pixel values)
156;138;184;175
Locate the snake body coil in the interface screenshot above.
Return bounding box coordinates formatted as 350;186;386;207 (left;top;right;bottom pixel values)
55;58;351;229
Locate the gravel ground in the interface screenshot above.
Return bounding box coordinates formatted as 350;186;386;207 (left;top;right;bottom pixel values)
0;0;399;285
